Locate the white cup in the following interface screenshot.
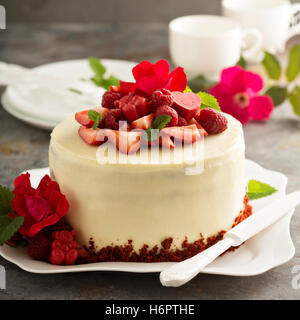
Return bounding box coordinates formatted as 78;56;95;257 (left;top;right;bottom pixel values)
169;15;263;80
222;0;300;54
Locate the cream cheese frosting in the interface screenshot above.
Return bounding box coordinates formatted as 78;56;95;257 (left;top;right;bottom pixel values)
49;113;245;250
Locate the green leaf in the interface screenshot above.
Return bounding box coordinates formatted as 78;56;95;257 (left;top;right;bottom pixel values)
237;55;247;69
247;179;278;200
88;110;102;130
262;51;281;80
0;216;24;246
286;43;300;82
152;115;171;130
88;57;106;78
142;128;159;142
197;91;221;112
288;85;300;117
183;86;192;93
0;185;13;216
265;86;288;106
187;75;216;92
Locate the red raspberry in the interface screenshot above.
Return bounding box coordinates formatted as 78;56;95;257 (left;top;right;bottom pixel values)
154;105;178;127
65;249;78;265
101;91;122;109
119;93;151;122
27;233;51;261
50;248;65;265
152;89;173;108
52;230;74;243
197;108;228;134
104;108;123;130
177;116;188;127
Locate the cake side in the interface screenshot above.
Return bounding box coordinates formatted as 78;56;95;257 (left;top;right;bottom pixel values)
49;112;246;254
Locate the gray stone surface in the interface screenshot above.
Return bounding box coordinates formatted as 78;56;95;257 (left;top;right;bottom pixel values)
0;23;299;300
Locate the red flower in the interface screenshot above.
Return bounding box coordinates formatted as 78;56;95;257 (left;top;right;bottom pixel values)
10;173;69;238
210;66;274;125
118;59;187;96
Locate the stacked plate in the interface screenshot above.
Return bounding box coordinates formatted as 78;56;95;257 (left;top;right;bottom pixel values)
1;59;136;130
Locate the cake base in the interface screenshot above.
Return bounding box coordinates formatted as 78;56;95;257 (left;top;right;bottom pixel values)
77;195;252;264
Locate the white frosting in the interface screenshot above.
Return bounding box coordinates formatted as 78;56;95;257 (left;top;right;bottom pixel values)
49;113;245;250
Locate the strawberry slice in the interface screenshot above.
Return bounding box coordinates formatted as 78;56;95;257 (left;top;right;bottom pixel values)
131;113;154;130
189;118;208;136
75;107;109;127
171;92;201;121
158;135;175;149
107;130;143;154
78;126;108;145
161;124;201;144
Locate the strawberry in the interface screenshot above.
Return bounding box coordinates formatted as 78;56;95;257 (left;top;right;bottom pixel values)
131;113;154;130
171;91;201;121
161;124;201;144
158;135;175;149
107;130;143;154
197;108;228;134
75;107;109;127
189;118;208;136
154;105;178;127
78;126;108;145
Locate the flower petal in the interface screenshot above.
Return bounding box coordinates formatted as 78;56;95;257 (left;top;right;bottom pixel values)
248;95;274;121
166;67;187;92
13;173;34;196
133;61;155;80
153;59;170;78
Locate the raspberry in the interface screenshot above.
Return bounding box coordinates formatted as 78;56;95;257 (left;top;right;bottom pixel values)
50;248;65;265
104;109;123;130
154;105;178;127
27;233;51;261
177;116;188;127
119;93;151;122
53;230;74;243
49;230;79;265
152;89;173;107
65;249;78;265
101;91;122;109
44;219;73;236
197;108;228;134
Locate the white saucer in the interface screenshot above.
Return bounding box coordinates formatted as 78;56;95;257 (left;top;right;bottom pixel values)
0;159;295;276
1;59;137;130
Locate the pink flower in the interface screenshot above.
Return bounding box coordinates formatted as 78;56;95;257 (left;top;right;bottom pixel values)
118;59;187;96
210;66;273;125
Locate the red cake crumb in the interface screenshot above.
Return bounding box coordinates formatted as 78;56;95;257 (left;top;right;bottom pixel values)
76;195;252;264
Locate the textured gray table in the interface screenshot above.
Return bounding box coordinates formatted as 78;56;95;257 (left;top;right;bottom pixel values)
0;23;299;300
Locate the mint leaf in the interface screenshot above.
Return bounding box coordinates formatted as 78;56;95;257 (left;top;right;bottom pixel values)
237;55;247;69
183;86;192;93
262;51;281;80
247;179;278;200
0;185;13;216
288;85;300;117
88;110;102;130
265;86;288;106
142;128;159;142
188;75;216;92
152;115;171;130
198;91;221;112
286;43;300;82
88;57;106;78
0;216;24;246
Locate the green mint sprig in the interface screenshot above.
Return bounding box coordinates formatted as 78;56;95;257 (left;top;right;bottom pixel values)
88;110;102;130
0;185;24;246
88;57;119;91
262;51;282;80
197;91;221;112
247;179;278;200
142;115;171;142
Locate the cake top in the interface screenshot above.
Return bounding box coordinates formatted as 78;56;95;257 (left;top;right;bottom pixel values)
72;59;230;156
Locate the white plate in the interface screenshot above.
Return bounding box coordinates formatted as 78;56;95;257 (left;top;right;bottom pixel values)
1;59;137;130
0;159;295;275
